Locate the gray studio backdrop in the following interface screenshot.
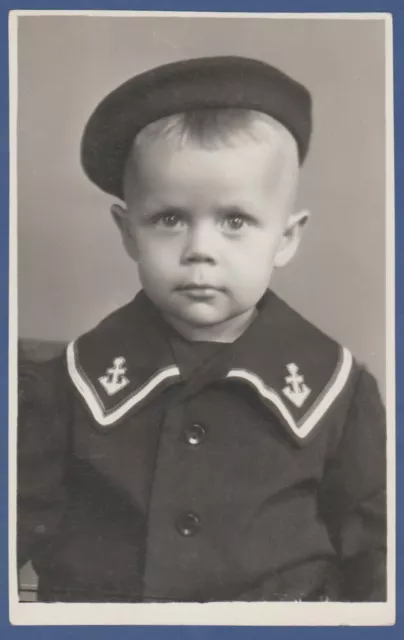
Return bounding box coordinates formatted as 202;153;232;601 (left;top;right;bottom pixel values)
17;15;387;395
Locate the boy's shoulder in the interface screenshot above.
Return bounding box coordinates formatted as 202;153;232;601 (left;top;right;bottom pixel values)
20;291;383;449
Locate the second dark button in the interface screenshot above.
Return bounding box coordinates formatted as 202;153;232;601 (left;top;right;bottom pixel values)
176;512;201;537
184;423;207;445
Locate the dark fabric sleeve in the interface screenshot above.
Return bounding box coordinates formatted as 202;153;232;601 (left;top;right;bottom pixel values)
17;355;71;569
318;367;387;601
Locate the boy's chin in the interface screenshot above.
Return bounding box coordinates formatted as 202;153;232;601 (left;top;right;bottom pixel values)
169;303;254;330
160;302;258;342
161;302;230;328
171;308;227;328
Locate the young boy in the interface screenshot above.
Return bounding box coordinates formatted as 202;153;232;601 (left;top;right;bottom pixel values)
18;56;386;603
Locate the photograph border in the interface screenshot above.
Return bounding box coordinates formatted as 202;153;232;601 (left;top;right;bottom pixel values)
3;1;403;638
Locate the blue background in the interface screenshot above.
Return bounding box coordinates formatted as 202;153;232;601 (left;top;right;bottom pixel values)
2;0;402;637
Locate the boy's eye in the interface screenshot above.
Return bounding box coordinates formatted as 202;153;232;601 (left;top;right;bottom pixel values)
151;211;186;228
221;213;250;231
226;215;244;230
162;214;182;227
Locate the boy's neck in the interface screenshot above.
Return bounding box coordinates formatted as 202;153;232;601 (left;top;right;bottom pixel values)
162;307;257;343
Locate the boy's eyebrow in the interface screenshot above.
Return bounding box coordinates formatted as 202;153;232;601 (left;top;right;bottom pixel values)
140;205;190;217
215;205;255;217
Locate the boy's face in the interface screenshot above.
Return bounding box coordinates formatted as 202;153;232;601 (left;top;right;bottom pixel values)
113;133;307;341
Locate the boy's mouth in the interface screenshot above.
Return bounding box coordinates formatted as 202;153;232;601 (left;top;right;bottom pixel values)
175;283;224;299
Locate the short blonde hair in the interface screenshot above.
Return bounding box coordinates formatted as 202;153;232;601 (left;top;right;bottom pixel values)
132;108;298;153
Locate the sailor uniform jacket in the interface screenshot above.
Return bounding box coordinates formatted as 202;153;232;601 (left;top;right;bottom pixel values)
17;290;387;602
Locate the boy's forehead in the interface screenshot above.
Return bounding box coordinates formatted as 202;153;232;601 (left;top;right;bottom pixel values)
124;137;299;213
81;56;312;201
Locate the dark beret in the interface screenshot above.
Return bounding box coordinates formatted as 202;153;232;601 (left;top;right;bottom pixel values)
81;56;312;200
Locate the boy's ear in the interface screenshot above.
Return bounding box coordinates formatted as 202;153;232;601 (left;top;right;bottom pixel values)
110;204;138;262
274;209;310;268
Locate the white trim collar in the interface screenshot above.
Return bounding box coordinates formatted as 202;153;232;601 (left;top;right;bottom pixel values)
226;346;353;441
66;341;180;427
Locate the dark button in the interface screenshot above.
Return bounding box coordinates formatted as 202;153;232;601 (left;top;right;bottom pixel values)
175;512;201;537
184;423;206;445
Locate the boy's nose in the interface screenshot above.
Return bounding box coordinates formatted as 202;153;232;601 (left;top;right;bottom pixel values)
183;249;215;265
181;226;217;264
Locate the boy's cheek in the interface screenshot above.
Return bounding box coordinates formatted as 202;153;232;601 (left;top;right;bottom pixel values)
136;247;177;275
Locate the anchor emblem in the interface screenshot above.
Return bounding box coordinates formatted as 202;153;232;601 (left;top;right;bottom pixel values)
99;357;129;395
282;363;311;408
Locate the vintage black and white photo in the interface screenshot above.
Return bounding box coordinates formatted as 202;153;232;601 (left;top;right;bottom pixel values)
10;11;394;626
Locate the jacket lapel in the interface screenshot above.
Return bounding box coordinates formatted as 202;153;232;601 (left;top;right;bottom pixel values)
224;291;353;445
66;292;181;427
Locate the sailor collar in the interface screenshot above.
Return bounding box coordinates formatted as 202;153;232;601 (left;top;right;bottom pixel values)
66;290;353;445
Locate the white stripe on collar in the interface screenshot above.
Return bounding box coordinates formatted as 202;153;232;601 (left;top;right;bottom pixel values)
66;341;181;427
226;346;353;440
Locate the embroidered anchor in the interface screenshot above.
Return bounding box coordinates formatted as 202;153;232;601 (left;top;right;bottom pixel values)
282;363;311;408
98;357;129;396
